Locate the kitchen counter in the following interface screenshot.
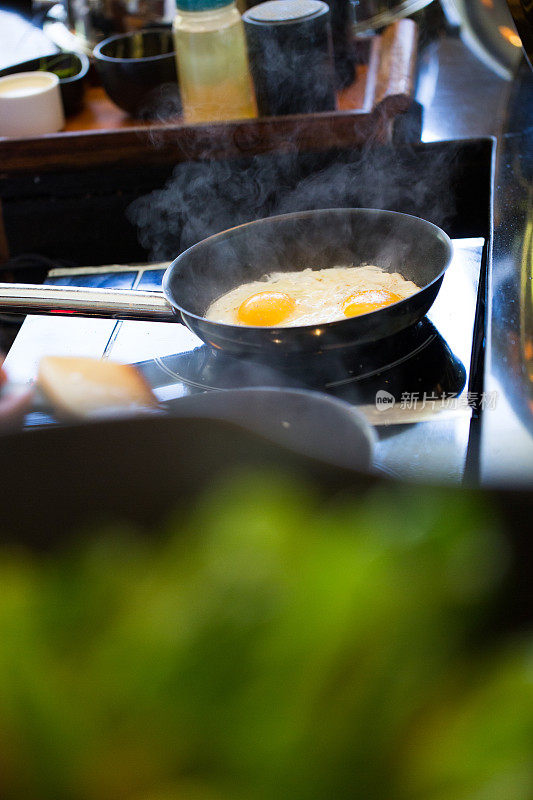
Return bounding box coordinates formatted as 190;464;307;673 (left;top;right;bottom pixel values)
1;0;530;486
4;234;489;485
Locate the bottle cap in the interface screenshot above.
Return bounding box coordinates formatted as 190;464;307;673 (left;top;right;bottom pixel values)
244;0;327;24
175;0;232;11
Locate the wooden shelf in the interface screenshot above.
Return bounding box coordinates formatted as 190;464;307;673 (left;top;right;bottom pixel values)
0;20;418;175
66;58;369;133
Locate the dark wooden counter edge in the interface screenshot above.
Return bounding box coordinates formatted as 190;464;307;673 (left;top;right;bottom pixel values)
0;108;402;175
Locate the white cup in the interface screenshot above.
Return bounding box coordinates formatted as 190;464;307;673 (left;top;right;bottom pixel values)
0;72;65;138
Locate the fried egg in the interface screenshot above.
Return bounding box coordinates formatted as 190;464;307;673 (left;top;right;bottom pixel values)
205;265;420;327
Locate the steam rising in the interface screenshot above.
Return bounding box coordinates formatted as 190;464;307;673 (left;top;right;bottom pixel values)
127;144;457;262
138;83;182;121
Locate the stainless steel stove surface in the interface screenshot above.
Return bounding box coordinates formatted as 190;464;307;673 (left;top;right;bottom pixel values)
5;237;485;484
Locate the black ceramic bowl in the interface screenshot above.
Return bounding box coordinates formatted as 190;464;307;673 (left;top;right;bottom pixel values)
0;52;89;116
93;28;181;119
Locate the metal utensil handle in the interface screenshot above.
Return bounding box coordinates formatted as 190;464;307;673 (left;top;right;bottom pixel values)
0;283;176;322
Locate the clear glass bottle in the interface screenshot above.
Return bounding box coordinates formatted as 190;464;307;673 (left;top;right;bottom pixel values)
173;0;257;124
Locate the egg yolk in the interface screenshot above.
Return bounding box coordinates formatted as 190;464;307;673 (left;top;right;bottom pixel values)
342;288;401;318
237;291;295;326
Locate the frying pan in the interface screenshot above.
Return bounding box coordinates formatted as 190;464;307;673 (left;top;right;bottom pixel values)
0;208;453;358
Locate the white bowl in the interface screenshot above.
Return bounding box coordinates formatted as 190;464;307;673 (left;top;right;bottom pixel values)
0;71;65;138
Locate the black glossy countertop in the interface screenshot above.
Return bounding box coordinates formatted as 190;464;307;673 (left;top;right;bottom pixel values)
481;60;533;486
397;1;533;486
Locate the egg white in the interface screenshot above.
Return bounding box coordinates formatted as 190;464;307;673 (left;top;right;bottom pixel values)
205;265;420;327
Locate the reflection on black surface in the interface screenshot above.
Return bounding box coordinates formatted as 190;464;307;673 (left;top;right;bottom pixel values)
136;317;466;408
490;62;533;439
48;272;139;290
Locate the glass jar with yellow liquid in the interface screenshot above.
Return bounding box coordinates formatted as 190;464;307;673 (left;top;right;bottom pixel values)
173;0;257;124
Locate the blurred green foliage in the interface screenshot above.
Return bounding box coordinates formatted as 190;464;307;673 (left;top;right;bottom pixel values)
0;471;531;800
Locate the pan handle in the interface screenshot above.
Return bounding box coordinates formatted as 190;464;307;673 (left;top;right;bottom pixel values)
0;283;176;322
